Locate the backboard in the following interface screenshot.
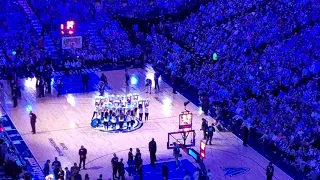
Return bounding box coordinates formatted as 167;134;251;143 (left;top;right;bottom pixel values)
179;111;193;129
167;129;196;149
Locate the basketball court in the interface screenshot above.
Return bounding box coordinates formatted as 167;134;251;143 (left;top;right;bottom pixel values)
0;66;293;180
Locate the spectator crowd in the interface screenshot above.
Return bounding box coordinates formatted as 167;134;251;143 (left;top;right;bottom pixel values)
146;0;320;177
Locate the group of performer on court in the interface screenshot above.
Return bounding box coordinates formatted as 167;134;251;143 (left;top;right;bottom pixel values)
91;95;149;131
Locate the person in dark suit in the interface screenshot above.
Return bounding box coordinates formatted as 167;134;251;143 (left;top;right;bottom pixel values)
125;68;130;86
135;148;141;172
38;78;45;98
118;158;125;180
137;155;143;179
145;79;152;94
127;148;134;176
171;74;177;94
79;146;87;170
12;92;18;108
29;111;37;134
266;162;274;180
206;123;215;145
242;124;249;146
148;138;157;166
52;157;61;179
56;77;62;97
43;160;50;176
162;162;168;180
111;153;119;179
201;118;208;140
202;94;209;115
45;66;52;94
154;71;160;92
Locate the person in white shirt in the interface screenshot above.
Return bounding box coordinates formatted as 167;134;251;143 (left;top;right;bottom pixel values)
144;103;149;121
183;171;191;180
207;169;212;179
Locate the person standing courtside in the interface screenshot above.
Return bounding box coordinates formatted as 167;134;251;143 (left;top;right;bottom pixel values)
12;91;18;108
148;138;157;166
201;118;208;140
45;65;52;94
137;155;143;179
162;162;168;180
128;148;135;176
125;68;130;86
111;153;119;180
173;142;180;166
43;160;50;176
52;157;61;179
135;148;142;172
118;158;125;180
145;79;152;94
154;70;160;92
266;162;274;180
144;103;149;121
138;104;143;121
29;111;37;134
242;123;249;146
56;77;62;97
38;78;45;98
206;123;215;145
79;145;87;170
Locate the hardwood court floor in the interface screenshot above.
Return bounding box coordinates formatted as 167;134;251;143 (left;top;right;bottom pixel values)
1;67;293;180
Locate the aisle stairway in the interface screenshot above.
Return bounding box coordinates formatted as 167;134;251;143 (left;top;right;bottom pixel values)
18;0;59;60
88;22;107;51
18;0;41;36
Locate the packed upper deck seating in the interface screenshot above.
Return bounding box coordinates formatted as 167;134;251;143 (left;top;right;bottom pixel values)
104;0;201;19
149;0;320;175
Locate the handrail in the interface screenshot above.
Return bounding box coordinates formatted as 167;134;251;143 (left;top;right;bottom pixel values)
0;103;25;166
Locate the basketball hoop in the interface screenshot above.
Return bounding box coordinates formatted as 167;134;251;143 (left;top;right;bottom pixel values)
167;129;195;149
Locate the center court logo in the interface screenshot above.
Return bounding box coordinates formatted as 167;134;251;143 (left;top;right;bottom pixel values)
222;167;250;177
